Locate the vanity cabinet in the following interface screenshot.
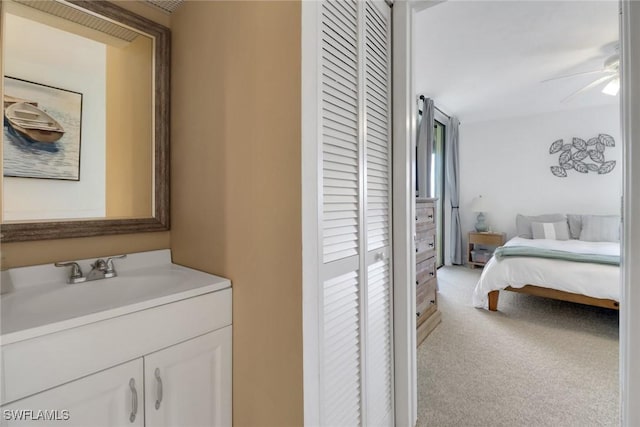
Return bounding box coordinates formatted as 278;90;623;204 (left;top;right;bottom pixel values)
0;252;232;427
3;328;232;427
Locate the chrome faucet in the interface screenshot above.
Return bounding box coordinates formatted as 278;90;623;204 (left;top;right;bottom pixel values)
54;261;86;284
86;258;108;281
55;254;127;284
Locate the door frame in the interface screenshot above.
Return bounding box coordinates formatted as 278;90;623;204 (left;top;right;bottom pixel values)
391;2;416;425
394;1;640;426
392;2;443;425
301;1;321;423
620;1;640;424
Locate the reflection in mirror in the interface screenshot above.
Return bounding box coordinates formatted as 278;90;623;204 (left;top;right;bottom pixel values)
1;0;170;242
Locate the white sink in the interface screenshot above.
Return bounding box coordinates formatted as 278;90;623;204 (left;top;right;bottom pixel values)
0;250;231;344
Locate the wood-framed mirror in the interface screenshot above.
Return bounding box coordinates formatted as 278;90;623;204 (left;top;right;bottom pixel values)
0;0;170;242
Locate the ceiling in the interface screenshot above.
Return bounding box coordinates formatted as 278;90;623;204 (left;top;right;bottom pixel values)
413;1;619;124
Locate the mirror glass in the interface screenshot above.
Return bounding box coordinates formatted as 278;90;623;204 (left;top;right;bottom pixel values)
1;0;169;241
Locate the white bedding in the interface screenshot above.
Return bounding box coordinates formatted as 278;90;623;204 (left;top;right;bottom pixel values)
472;237;620;309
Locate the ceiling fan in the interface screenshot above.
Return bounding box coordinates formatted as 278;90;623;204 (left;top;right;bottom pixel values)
542;48;620;102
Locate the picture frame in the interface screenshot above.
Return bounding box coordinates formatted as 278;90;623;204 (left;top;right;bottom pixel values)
3;76;83;181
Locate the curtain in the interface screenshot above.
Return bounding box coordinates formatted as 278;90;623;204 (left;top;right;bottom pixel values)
417;97;434;197
446;117;463;265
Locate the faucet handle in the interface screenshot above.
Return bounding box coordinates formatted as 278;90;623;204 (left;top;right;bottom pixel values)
54;261;86;284
105;254;127;277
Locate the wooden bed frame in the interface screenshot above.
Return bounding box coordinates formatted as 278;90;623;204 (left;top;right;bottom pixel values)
488;285;620;312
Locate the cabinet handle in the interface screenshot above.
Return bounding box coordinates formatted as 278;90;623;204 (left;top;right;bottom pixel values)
416;311;421;317
155;368;163;410
428;242;434;248
429;271;434;277
129;378;138;423
428;214;434;219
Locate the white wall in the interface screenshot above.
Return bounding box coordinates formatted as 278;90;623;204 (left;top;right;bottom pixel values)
3;13;106;221
458;104;621;249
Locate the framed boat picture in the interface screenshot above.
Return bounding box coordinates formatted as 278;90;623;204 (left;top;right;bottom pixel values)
3;76;83;181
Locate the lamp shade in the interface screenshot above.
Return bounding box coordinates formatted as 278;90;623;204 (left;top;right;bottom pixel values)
470;195;489;213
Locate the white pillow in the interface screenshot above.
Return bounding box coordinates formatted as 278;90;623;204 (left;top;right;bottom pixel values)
579;215;620;242
531;221;570;240
516;214;566;239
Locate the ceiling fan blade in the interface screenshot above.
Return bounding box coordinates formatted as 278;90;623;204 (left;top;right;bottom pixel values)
541;69;613;83
561;74;616;103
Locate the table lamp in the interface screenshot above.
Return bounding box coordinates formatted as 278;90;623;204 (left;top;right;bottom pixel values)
471;195;489;232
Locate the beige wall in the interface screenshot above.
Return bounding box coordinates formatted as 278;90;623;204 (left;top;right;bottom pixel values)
0;1;170;269
1;232;169;268
170;2;303;426
106;35;153;218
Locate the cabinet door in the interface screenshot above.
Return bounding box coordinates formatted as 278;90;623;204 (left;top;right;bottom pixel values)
1;359;143;427
144;327;232;427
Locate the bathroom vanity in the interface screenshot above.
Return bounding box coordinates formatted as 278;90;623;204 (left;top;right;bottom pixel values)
0;250;232;426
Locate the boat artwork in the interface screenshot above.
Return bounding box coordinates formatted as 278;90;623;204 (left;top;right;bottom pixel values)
3;78;82;181
4;101;65;144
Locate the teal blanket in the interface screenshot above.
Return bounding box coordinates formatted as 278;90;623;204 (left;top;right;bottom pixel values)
494;246;620;266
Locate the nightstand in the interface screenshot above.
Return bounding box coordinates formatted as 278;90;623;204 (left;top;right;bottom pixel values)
467;231;506;268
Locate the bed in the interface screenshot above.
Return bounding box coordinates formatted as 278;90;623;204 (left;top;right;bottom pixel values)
472;214;621;312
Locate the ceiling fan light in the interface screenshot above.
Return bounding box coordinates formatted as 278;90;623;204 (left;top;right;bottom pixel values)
602;77;620;96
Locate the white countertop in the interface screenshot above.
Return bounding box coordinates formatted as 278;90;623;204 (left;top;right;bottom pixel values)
0;250;231;345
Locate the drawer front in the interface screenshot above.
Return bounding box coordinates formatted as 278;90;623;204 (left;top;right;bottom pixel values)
416;279;437;322
416;202;436;233
470;233;504;246
416;219;436;234
416;232;436;262
416;205;435;227
416;258;436;285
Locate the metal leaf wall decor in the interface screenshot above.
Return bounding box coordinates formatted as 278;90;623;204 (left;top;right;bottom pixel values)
549;134;616;177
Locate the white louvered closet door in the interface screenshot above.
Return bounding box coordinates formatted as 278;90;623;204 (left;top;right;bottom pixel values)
319;1;392;426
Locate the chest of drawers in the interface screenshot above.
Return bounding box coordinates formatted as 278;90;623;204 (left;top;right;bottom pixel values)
416;198;441;346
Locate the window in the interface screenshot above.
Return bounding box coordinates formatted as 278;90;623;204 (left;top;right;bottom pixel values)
431;119;446;267
417;100;449;267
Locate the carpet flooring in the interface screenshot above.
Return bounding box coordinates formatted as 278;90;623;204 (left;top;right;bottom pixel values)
417;266;619;427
